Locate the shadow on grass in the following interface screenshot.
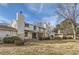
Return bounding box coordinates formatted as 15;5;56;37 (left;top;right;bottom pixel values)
0;39;78;47
31;39;76;44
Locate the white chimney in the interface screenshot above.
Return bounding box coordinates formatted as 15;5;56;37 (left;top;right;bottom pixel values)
16;11;25;40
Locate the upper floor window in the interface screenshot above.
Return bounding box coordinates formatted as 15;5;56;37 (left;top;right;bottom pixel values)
34;26;36;30
25;24;29;27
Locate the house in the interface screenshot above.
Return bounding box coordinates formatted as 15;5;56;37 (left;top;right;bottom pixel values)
0;11;53;42
11;11;49;40
0;11;53;41
0;24;17;42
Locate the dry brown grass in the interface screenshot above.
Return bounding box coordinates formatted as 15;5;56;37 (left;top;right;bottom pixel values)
0;40;79;55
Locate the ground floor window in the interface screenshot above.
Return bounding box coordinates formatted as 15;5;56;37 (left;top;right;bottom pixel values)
38;33;43;38
32;33;36;38
25;31;28;37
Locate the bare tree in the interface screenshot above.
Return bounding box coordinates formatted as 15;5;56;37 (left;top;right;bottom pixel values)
56;3;79;40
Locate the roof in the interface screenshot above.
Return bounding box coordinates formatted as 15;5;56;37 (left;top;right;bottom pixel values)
0;24;17;31
25;22;46;29
24;30;45;33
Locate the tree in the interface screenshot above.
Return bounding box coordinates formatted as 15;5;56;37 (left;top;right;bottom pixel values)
57;19;74;35
56;3;79;40
56;24;61;30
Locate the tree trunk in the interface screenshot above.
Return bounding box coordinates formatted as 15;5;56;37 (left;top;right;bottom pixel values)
72;23;76;40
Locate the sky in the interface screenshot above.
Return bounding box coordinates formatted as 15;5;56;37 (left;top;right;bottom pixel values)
0;3;59;27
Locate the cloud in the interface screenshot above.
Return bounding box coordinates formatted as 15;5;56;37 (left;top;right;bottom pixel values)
24;3;44;13
28;6;38;12
39;3;44;13
0;3;8;6
0;16;10;23
23;13;29;18
24;4;39;12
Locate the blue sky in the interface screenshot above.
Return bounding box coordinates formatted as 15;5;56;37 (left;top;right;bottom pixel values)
0;3;58;27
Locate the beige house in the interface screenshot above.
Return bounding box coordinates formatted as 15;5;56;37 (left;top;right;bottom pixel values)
11;11;48;40
24;23;48;40
0;11;51;42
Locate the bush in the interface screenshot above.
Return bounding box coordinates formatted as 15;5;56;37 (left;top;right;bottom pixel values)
44;37;50;40
39;37;50;40
38;37;43;40
63;36;67;39
3;37;14;44
3;36;24;46
54;37;62;40
63;36;73;39
14;39;24;46
68;37;73;39
11;36;21;40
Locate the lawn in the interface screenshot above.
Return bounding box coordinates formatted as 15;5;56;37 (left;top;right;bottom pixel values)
0;39;79;55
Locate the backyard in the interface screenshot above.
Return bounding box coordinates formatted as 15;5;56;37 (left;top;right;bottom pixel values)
0;39;79;55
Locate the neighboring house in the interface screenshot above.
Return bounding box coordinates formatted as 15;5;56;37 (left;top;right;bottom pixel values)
0;24;17;42
55;19;79;38
11;11;49;40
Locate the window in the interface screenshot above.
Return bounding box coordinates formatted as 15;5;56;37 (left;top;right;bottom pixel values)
25;31;28;37
34;26;36;30
32;33;36;38
25;24;29;27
